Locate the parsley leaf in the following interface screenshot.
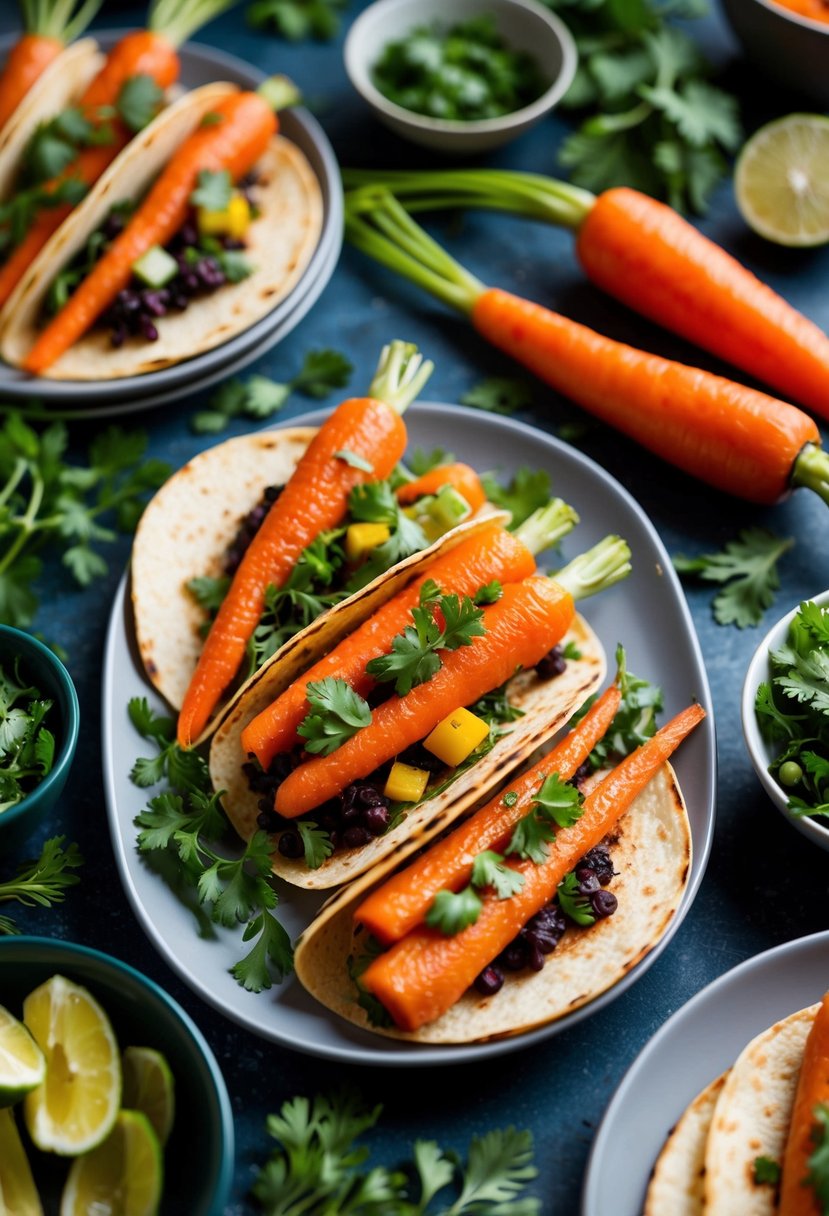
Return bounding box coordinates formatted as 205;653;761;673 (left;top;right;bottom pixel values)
461;377;534;416
753;1156;781;1186
506;811;557;864
673;527;794;628
344;482;429;591
247;0;349;41
408;447;456;476
296;820;335;869
0;836;83;936
807;1103;829;1209
190;169;233;212
232;909;294;991
0;658;56;811
425;886;483;934
532;773;584;827
480;467;552;529
297;677;372;755
557;870;596;926
471;850;525;899
116;74;164;133
366;587;485;696
573;645;663;770
128;697;210;792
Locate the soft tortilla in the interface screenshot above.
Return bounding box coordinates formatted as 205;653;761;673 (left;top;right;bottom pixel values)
644;1072;727;1216
703;1004;817;1215
0;39;104;198
210;611;606;888
131;425;506;738
293;760;690;1042
0;85;323;378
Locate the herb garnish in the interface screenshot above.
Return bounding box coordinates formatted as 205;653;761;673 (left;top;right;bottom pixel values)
753;1156;781;1186
344;481;429;591
190;168;234;212
674;527;794;628
572;645;662;770
0;836;83;935
0;179;87;259
0;659;55;811
480;467;552;530
461;377;533;416
297;678;372;755
556;870;595;926
191;350;354;433
506;773;584;862
247;0;349;42
116;74;165;133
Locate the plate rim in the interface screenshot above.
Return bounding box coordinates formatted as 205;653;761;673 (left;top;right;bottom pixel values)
101;403;716;1065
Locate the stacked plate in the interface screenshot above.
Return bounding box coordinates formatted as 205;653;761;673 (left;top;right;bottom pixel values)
0;38;343;419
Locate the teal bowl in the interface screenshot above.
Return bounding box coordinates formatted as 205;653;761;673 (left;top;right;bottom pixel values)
0;625;80;849
0;937;234;1214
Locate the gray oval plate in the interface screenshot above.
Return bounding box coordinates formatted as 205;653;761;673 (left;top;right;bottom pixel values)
101;405;716;1064
583;929;829;1215
0;37;343;412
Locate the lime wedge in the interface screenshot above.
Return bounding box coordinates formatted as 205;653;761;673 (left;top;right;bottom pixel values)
735;113;829;246
0;1004;45;1107
0;1107;43;1216
23;975;121;1156
122;1047;175;1146
60;1110;162;1216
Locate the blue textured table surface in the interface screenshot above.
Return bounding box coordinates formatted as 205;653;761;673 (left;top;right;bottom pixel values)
3;2;829;1212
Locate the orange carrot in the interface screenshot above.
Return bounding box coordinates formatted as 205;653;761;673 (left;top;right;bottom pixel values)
396;462;487;513
356;683;622;945
274;577;577;818
23;87;277;373
779;991;829;1216
0;0;102;133
344;190;829;509
240;521;538;769
360;702;705;1031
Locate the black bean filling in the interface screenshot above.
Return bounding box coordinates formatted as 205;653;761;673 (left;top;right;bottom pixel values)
472;844;619;996
534;644;568;680
225;485;283;575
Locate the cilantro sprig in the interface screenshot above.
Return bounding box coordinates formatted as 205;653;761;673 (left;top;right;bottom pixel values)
247;0;349;41
673;527;794;628
251;1090;540;1215
0;659;55;811
506;773;584;862
129;699;292;992
480;467;552;530
0;836;83;936
297;678;372;755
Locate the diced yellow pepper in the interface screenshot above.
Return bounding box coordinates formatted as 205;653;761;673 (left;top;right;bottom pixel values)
345;522;391;564
383;761;430;804
423;707;490;767
197;192;251;239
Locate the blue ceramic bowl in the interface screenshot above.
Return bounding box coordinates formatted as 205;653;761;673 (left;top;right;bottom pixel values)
0;626;79;850
0;937;234;1215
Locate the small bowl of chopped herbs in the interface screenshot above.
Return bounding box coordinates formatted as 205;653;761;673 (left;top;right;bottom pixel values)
0;626;80;848
344;0;577;154
741;590;829;852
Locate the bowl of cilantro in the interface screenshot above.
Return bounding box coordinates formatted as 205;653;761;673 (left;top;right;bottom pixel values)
344;0;578;154
741;589;829;852
0;626;80;849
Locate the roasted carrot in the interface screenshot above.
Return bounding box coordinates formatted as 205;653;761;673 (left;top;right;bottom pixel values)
396;462;487;513
779;991;829;1216
343;190;829;509
177;342;433;748
0;0;101;133
240;498;577;768
357;683;622;945
274;536;631;818
0;0;237;311
343;169;829;418
360;702;705;1031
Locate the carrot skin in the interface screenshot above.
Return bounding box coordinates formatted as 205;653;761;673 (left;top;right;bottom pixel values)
356;683;622;945
472;287;820;505
0;34;64;132
177;396;408;747
578;188;829;420
779;991;829;1216
78;30;179;109
396;462;487;512
240;522;537;768
274;576;576;818
361;702;705;1032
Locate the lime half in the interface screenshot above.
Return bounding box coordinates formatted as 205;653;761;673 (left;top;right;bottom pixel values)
0;1004;45;1107
122;1047;175;1147
735;113;829;247
0;1107;43;1216
60;1110;163;1216
23;975;121;1156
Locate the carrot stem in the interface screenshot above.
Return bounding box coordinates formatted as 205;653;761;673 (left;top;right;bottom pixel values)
791;444;829;508
513;499;579;556
553;536;632;601
147;0;240;47
368;340;434;415
19;0;102;39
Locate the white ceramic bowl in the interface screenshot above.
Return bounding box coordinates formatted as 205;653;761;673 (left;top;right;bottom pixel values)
741;588;829;852
344;0;578;154
721;0;829;107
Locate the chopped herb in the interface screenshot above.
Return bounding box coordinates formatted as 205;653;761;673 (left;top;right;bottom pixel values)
366;586;485;696
504;790;518;807
474;579;503;605
531;772;584;828
506;811;557;865
753;1156;781;1186
21;107;113;186
0;658;55;812
426;886;483;934
344;481;429;590
469;679;524;726
0;178;87;258
116;74;165;133
296;819;335;869
408;447;456;477
461;377;534;416
190;169;234;212
556;871;595;926
0;836;83;936
297;677;372;756
572;645;663;770
471;850;525;899
480;467;552;530
247;0;348;41
673;527;794;628
334;449;374;472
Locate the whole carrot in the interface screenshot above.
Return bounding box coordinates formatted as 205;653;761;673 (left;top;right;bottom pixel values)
361;701;705;1032
396;462;486;512
273;537;631;818
240;499;576;768
177;342;433;748
779;992;829;1216
0;0;102;133
343;169;829;418
356;682;622;945
344;189;829;509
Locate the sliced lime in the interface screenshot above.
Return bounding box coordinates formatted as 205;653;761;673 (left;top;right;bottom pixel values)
122;1046;175;1146
735;113;829;247
0;1107;43;1215
60;1110;162;1216
0;1004;45;1107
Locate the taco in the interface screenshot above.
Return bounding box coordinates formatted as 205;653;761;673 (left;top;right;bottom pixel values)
290;699;703;1040
0;78;323;379
644;1073;727;1216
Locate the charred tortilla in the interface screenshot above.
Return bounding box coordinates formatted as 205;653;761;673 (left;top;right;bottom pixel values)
644;1073;727;1216
0;82;323;378
292;760;690;1040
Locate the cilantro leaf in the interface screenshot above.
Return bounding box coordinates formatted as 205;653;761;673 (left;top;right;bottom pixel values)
532;773;584;827
674;528;794;628
480;467;552;529
557;870;596;926
232;909;294;992
296;820;334;869
116;74;164;133
474;580;503;606
0;836;83;935
753;1156;781;1186
0;659;57;811
506;812;557;864
291;348;354;398
366;591;485;696
247;0;349;41
190;169;233;211
425;886;483;934
408;447;456;477
297;678;372;756
461;377;534;416
572;645;663;770
471;850;525;899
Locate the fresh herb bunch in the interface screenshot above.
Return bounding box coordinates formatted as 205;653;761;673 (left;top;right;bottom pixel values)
371;15;547;123
674;527;794;628
543;0;741;212
0;836;83;935
251;1089;540;1215
130;698;293;991
247;0;348;41
0;413;170;628
0;658;55;811
755;600;829;819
